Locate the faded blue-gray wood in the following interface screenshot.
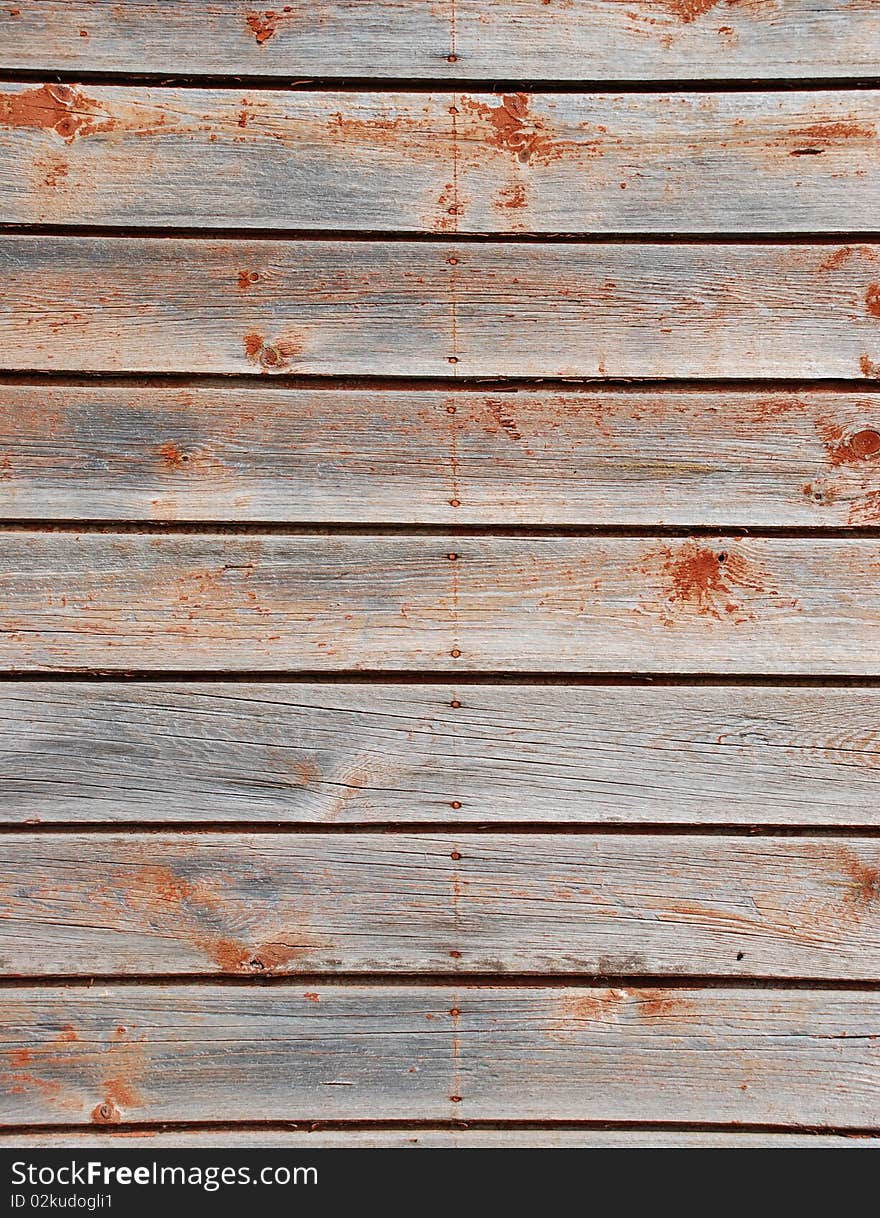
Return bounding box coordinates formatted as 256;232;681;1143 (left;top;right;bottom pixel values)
1;2;878;80
2;832;878;978
2;985;878;1125
3;384;880;526
2;85;878;232
3;238;880;378
1;682;878;826
1;533;879;673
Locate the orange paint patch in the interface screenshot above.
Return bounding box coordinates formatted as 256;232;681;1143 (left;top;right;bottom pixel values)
462;94;579;166
246;10;278;43
866;283;880;318
0;83;113;142
658;0;721;21
640;540;786;626
158;441;186;470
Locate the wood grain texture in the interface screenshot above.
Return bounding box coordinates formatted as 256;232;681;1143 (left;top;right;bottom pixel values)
2;2;878;80
3;237;880;378
2;985;878;1126
4;682;878;827
3;85;879;233
3;833;879;979
4;385;880;526
1;533;879;673
3;1130;874;1148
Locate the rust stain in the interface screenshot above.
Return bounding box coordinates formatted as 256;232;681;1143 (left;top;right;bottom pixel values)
91;1101;121;1125
0;83;113;142
238;269;260;290
98;862;322;976
850;490;880;524
662;543;762;622
636;540;793;626
638;990;694;1021
866;284;880;318
158;441;186;471
815;418;880;466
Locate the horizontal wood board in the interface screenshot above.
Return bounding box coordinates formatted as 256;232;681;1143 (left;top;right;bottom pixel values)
3;384;880;526
2;682;878;827
2;832;879;978
0;533;879;672
2;985;878;1126
2;2;879;80
2;85;879;232
4;238;880;379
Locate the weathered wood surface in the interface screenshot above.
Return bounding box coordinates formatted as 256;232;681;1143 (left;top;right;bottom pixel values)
4;238;880;379
3;833;879;978
3;1130;874;1148
2;2;878;80
4;682;877;827
2;986;878;1126
4;384;880;526
3;85;879;233
1;534;879;673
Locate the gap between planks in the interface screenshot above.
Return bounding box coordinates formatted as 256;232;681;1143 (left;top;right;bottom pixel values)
2;976;880;991
5;226;880;244
3;72;880;93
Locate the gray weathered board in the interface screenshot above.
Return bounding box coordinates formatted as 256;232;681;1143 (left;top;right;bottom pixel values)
1;682;878;826
3;238;880;379
3;0;880;1144
2;85;879;232
0;533;879;673
2;2;878;80
2;986;878;1127
2;833;879;978
2;384;880;526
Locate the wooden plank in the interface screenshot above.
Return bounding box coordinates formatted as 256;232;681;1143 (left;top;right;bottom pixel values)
3;86;879;233
1;533;879;673
2;2;878;80
4;682;877;827
3;237;880;378
2;1130;874;1148
2;985;877;1125
4;384;880;526
3;833;879;979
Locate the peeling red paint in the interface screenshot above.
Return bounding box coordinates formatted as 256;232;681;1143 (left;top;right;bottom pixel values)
816;419;880;466
462;94;582;165
866;283;880;318
860;354;880;379
0;83;113;142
